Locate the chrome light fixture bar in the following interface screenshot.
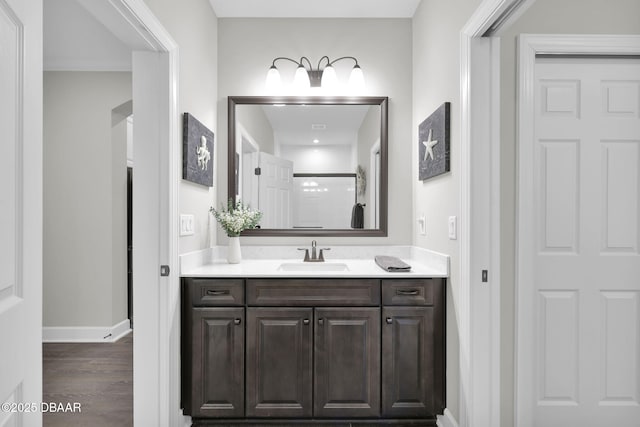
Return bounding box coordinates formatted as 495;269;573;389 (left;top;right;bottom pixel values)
266;56;364;91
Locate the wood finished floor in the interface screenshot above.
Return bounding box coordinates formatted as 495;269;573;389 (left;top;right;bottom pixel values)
42;333;132;427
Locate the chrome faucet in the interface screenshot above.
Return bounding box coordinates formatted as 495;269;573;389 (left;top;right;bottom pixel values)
298;240;331;262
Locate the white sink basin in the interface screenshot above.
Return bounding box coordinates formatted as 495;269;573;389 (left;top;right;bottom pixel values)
277;262;350;272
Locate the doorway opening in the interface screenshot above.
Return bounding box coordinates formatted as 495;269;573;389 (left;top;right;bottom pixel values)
127;166;133;328
42;1;180;425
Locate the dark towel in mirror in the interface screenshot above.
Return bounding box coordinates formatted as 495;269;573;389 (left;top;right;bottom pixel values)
375;255;412;272
351;203;364;228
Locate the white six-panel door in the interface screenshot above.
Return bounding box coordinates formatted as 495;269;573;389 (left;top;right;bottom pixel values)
523;56;640;426
258;152;293;229
0;0;42;425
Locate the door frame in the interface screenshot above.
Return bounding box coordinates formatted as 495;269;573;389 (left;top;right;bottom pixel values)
458;1;537;426
369;139;380;228
78;1;181;425
237;123;260;209
515;34;640;427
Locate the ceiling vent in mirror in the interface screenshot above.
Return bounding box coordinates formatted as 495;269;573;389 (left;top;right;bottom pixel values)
311;124;326;130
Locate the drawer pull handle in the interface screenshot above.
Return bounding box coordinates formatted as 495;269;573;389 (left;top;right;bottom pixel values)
206;289;229;296
303;319;310;325
234;318;242;325
318;318;324;325
386;317;393;324
397;289;419;296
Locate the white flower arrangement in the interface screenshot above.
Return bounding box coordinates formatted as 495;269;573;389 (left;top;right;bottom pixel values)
210;199;262;237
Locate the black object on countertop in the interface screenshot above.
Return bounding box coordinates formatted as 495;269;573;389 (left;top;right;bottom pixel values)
374;255;412;272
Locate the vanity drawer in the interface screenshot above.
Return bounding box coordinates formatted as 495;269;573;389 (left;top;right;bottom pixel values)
246;279;380;306
382;279;440;306
185;278;244;306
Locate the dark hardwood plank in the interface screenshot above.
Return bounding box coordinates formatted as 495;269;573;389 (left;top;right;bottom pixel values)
42;333;132;427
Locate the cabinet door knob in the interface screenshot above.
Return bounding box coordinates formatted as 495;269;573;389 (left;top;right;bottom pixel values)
318;318;324;325
234;318;241;325
303;319;310;325
386;317;393;324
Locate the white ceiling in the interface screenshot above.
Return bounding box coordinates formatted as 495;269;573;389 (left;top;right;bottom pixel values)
260;104;372;146
208;0;421;18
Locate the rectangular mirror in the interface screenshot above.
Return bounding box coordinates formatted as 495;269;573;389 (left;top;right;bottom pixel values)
228;96;388;236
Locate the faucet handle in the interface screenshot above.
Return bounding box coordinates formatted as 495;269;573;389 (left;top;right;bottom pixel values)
318;248;331;261
297;248;310;262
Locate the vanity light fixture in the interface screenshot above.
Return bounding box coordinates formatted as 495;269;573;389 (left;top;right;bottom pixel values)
266;56;365;91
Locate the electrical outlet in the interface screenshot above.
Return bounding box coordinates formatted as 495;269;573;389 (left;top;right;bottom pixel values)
180;214;195;236
448;216;457;240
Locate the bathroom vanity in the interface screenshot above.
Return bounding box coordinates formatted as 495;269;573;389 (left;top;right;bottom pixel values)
180;248;448;426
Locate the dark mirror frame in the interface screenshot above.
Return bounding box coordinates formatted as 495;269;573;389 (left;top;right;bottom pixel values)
228;95;388;237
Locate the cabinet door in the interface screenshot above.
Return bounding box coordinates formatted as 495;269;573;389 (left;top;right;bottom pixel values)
382;306;435;417
190;307;244;418
314;307;380;417
246;308;313;417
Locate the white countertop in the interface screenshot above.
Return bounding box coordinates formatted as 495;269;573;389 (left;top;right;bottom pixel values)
180;246;449;278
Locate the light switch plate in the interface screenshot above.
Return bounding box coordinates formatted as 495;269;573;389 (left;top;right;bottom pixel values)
448;216;457;240
417;214;426;236
180;214;195;236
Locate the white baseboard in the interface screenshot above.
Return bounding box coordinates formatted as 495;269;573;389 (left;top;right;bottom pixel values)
437;409;459;427
43;319;131;343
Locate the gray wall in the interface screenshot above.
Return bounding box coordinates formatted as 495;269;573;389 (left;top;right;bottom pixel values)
499;1;640;425
412;0;483;420
43;71;131;327
237;105;275;155
217;18;413;245
143;0;219;254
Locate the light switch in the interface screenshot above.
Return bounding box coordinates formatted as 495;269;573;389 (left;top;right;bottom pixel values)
417;214;426;236
448;216;457;240
180;214;195;236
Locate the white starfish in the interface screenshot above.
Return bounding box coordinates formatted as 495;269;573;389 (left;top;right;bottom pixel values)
422;129;438;161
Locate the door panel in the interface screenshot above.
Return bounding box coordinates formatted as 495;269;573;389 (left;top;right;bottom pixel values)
0;0;42;424
314;307;380;417
258;152;293;228
190;307;244;418
246;308;313;417
526;58;640;426
601;142;638;252
382;307;435;418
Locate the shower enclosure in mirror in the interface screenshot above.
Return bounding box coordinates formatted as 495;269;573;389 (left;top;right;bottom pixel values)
228;96;388;236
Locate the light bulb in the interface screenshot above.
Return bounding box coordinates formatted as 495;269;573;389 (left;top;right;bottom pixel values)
348;65;365;92
265;65;281;92
293;65;310;91
320;65;338;89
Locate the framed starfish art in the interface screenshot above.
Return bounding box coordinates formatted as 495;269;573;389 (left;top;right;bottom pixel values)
418;102;450;181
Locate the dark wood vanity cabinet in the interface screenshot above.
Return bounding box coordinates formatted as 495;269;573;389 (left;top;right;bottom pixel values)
182;277;445;425
381;279;446;417
246;307;313;417
314;307;381;417
182;279;245;418
189;307;244;418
